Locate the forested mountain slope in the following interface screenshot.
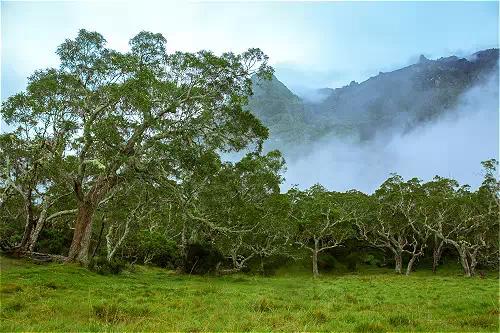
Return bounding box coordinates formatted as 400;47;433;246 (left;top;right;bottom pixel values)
249;49;499;150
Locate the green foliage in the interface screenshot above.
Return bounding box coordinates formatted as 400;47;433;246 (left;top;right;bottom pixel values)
138;235;180;269
88;256;127;275
1;28;274;262
184;243;224;274
0;30;497;283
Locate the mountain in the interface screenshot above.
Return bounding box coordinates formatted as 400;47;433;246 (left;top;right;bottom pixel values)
249;49;499;152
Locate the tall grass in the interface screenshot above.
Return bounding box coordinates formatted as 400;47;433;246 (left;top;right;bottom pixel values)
0;256;498;332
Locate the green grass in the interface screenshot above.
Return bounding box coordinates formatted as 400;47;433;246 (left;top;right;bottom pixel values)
0;256;498;332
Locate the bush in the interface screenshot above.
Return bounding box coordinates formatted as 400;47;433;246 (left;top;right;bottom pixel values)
361;254;384;267
184;243;224;274
130;232;182;268
345;253;359;272
36;223;73;254
89;256;126;275
318;254;338;272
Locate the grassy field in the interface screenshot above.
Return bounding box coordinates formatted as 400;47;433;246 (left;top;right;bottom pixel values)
0;256;498;332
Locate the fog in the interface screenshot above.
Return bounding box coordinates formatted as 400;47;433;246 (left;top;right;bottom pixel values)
282;74;499;193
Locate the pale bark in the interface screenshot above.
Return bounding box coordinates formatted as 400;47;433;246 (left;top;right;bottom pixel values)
19;198;77;253
215;251;255;276
92;220;106;259
106;217;130;261
458;249;471;277
26;207;48;252
394;252;403;274
18;191;35;251
405;256;417;276
432;239;444;273
468;248;479;276
310;238;320;277
446;239;473;277
180;220;188;268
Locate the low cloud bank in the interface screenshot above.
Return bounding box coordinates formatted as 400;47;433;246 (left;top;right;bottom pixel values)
283;74;499;193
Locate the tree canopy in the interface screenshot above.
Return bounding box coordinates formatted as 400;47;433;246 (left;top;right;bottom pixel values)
0;30;498;278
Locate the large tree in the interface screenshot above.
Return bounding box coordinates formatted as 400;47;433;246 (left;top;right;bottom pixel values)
2;29;273;263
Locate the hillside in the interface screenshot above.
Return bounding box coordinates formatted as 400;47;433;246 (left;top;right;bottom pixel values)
249;49;499;150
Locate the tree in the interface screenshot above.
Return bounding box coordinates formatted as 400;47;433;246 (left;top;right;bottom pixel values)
100;181;156;262
427;192;494;277
0;130;76;253
2;29;273;263
359;175;406;274
290;185;358;277
476;159;500;269
359;175;429;275
426;161;499;277
197;151;287;274
420;176;459;273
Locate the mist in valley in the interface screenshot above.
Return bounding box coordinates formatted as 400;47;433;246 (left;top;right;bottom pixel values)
281;72;499;193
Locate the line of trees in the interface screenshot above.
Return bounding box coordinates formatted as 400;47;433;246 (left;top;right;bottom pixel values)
1;30;498;277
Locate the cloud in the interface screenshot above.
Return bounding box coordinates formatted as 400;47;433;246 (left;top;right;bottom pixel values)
283;73;499;193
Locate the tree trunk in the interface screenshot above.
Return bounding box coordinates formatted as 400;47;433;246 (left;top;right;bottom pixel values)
68;201;95;264
312;238;319;278
468;250;478;277
178;220;189;270
432;240;444;273
259;254;265;275
405;255;417;276
92;220;106;259
19;222;35;252
26;214;47;252
458;249;471;277
25;207;77;253
394;252;403;274
18;191;35;252
25;200;52;252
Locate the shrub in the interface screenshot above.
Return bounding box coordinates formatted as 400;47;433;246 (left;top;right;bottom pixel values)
89;256;126;275
138;235;182;268
346;253;359;272
318;254;338;272
361;254;383;267
36;226;72;254
184;243;224;274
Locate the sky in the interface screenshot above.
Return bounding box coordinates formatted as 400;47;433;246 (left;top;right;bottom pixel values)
1;0;498;100
1;0;499;191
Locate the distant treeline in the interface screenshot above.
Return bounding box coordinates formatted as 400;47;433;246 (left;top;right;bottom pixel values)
1;30;498;277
